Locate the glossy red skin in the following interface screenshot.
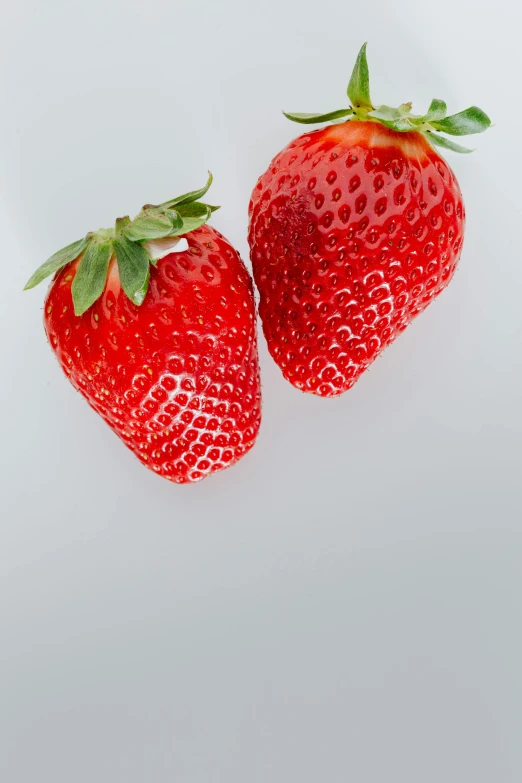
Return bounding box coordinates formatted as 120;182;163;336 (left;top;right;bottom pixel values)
248;121;465;397
44;225;262;483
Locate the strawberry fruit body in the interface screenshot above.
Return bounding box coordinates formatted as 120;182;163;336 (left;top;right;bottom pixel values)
26;176;262;483
248;45;490;397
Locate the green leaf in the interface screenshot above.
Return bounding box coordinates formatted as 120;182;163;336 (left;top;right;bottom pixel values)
382;117;416;131
113;234;151;305
167;209;184;231
431;106;491;136
283;108;354;124
170;208;212;236
176;201;220;218
368;106;416;131
24;237;88;290
123;209;175;242
368;105;402;121
115;216;131;234
424;98;447;122
347;42;372;109
132;267;150;306
71;240;112;315
160;172;213;209
425;132;474;154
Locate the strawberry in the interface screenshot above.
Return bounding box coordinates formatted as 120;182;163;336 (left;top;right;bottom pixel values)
248;44;490;397
25;175;262;483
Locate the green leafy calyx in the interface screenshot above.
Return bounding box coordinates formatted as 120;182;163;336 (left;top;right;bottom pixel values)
284;43;491;155
24;173;218;315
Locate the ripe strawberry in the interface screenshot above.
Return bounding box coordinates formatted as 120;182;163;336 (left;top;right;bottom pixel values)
248;44;490;397
25;175;262;483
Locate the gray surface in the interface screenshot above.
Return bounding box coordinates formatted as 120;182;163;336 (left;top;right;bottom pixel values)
1;0;521;780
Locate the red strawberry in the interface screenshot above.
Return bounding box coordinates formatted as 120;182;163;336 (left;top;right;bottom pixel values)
25;175;262;483
248;44;490;397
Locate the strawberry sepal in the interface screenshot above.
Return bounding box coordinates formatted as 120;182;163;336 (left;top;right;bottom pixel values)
24;172;219;314
284;43;491;154
282;109;355;124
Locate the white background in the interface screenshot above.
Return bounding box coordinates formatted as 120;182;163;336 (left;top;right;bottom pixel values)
1;0;521;780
